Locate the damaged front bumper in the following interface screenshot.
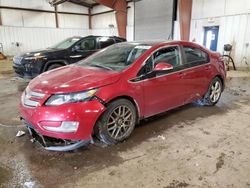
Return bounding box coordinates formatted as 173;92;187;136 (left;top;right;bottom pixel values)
24;120;90;152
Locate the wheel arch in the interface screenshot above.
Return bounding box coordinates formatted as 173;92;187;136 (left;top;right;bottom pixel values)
42;60;68;72
214;74;225;91
106;95;141;124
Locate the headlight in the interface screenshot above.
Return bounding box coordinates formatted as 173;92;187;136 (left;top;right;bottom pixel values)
24;53;46;60
45;89;98;106
24;55;45;60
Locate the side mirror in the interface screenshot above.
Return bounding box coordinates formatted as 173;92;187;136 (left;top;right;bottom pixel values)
154;62;173;71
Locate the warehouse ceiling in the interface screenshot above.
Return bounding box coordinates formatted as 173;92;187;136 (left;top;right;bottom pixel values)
50;0;134;8
50;0;99;8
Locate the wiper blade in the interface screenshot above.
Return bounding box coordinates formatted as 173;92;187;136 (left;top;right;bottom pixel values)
89;64;113;71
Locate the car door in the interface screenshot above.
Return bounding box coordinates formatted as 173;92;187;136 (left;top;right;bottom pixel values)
180;46;211;103
69;38;97;63
138;46;187;117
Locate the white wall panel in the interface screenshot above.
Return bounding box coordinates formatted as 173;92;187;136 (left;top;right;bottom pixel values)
202;0;225;18
59;14;88;29
1;9;23;26
0;0;54;10
92;12;117;29
0;26;90;56
92;5;112;14
22;11;56;28
191;0;204;19
20;0;54;10
91;28;118;37
0;0;22;7
225;0;248;15
57;2;88;14
0;0;89;29
190;0;250;68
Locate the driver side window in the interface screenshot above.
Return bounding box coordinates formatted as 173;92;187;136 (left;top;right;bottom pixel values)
137;46;180;76
153;46;180;67
78;39;96;51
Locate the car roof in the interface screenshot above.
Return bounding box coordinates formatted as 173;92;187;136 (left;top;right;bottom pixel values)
72;35;126;40
124;40;207;50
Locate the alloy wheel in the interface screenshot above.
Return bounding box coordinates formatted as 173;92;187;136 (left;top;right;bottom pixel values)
210;81;221;103
107;105;133;140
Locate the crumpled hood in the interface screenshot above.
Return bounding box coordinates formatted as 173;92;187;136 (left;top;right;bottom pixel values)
29;65;121;94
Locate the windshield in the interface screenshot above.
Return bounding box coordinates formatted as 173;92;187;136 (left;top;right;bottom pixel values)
51;37;81;49
77;43;151;71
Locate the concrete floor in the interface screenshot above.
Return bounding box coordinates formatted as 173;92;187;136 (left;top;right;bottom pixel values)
1;60;250;188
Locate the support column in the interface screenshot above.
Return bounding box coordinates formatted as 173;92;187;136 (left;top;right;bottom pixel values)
88;8;92;29
55;5;59;28
179;0;192;41
0;9;2;26
93;0;127;38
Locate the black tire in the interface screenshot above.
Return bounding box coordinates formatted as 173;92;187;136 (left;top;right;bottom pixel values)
47;63;63;71
198;77;223;106
95;99;137;145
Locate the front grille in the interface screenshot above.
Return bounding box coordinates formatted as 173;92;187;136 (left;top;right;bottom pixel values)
13;56;23;65
22;87;45;108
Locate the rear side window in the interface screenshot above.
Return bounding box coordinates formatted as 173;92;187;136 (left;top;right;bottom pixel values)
183;46;209;64
99;37;115;48
115;38;125;43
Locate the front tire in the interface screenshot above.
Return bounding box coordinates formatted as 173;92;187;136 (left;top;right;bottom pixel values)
199;77;223;106
95;99;137;145
47;63;63;71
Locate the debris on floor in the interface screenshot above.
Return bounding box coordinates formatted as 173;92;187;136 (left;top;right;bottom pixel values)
157;135;166;140
16;130;26;137
24;181;36;188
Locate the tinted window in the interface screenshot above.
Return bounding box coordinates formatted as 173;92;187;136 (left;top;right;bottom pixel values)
78;38;96;50
51;37;80;49
184;46;209;64
115;38;125;43
99;37;115;48
154;46;180;67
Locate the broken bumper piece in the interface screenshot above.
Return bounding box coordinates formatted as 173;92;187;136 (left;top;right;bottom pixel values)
25;122;90;152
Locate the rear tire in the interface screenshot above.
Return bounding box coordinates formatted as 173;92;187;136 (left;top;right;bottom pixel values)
95;99;137;145
198;77;223;106
47;63;63;71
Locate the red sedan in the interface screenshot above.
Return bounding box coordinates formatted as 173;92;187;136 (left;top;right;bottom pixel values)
20;41;226;151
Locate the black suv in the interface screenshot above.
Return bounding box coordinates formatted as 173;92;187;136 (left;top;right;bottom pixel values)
13;35;126;79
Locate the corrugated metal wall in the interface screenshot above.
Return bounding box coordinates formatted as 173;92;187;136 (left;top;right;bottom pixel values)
0;26;90;55
0;1;135;55
190;0;250;68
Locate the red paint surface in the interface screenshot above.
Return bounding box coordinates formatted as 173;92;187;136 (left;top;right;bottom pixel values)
20;41;226;141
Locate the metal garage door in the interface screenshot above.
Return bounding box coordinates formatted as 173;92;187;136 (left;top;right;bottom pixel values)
134;0;175;40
